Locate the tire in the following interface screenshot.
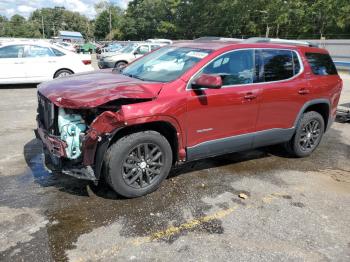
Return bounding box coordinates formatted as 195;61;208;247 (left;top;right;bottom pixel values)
114;61;127;70
54;69;73;79
284;111;325;157
105;131;172;198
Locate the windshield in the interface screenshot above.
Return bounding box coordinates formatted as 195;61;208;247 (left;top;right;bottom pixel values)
121;46;212;82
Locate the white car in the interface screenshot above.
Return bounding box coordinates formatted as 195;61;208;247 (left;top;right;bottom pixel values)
53;42;77;53
98;43;165;69
0;41;94;84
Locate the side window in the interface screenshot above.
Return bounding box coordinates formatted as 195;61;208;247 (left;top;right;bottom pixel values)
292;52;301;75
136;45;150;55
305;52;337;75
52;48;65;57
262;50;294;82
202;50;255;86
27;45;55;58
0;45;25;58
150;45;161;51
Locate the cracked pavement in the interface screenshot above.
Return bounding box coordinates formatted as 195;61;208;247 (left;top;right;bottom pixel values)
0;71;349;262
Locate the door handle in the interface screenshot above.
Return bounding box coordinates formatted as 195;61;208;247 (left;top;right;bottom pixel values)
14;61;24;64
244;92;257;100
298;88;310;95
48;61;56;63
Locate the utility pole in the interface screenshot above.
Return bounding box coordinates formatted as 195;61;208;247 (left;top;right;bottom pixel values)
41;14;45;38
109;6;112;38
265;24;270;38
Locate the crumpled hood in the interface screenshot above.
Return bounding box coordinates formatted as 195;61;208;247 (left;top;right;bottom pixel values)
38;70;163;108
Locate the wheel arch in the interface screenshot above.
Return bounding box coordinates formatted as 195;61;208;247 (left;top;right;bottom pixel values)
53;68;74;78
115;60;128;67
94;120;181;180
294;99;331;131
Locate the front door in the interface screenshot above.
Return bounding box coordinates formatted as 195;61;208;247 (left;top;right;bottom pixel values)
0;44;27;83
186;49;261;160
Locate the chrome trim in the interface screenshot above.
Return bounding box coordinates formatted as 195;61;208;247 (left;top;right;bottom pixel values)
186;48;304;90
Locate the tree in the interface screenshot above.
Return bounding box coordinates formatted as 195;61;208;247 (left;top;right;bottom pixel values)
94;1;124;40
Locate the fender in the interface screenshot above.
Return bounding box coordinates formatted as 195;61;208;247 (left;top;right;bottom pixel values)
93;115;185;180
293;98;331;129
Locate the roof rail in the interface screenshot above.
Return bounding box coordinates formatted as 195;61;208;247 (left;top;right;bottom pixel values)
243;37;318;47
194;36;242;42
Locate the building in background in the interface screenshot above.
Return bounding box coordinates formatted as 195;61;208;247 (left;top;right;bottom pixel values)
58;31;84;44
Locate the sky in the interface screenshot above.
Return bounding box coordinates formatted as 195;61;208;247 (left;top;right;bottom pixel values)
0;0;132;19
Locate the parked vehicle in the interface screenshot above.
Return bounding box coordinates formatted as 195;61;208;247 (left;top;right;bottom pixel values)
77;42;97;54
53;42;77;53
96;43;125;60
36;38;342;198
98;42;165;69
146;39;173;45
0;41;94;84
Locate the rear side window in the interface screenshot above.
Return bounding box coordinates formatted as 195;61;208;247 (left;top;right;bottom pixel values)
305;52;337;75
262;50;297;82
27;45;55;58
52;48;65;56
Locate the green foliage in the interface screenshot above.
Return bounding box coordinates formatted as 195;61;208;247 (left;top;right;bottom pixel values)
0;0;349;40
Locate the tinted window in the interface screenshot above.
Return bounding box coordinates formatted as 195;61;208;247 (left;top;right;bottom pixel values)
0;45;25;58
136;45;150;55
292;52;301;75
150;45;161;51
27;45;54;57
202;50;255;86
52;48;65;56
306;52;337;75
262;50;294;82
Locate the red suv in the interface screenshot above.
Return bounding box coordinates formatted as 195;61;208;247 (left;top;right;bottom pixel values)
36;38;342;198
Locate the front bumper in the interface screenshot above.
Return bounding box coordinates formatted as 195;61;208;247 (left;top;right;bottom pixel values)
35;126;98;182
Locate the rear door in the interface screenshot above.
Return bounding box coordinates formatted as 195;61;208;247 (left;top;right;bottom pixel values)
254;49;310;147
24;45;58;81
0;45;27;83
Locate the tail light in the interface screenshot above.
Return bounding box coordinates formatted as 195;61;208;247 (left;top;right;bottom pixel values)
82;60;91;65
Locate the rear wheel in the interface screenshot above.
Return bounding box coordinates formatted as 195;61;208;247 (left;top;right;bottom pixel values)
54;69;73;79
105;131;172;198
284;111;324;157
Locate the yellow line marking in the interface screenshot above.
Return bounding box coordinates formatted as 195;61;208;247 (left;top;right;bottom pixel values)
73;191;288;261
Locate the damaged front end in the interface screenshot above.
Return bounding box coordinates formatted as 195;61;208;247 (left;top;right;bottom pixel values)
35;93;141;182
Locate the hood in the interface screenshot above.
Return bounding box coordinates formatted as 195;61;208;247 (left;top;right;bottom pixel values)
38;70;163;109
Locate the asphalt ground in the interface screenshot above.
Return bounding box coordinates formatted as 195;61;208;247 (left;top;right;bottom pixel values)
0;63;349;261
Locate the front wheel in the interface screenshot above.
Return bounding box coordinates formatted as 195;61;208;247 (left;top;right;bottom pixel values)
105;131;173;198
114;61;127;70
284;111;325;157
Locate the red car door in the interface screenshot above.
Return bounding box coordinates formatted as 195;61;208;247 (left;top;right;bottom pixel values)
186;49;261;160
253;49;311;147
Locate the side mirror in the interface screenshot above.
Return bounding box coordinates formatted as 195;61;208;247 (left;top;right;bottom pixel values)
192;74;222;89
133;51;139;56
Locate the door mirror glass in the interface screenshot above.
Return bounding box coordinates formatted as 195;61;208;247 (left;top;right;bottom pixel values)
192;74;222;89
